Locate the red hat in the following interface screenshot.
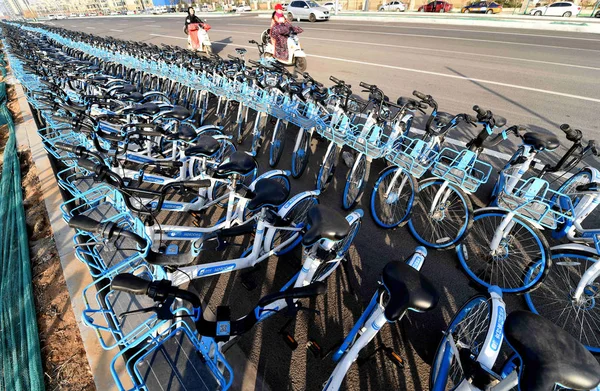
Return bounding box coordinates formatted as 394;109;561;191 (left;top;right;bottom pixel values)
274;3;283;10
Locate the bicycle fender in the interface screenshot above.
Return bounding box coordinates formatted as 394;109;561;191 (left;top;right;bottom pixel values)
473;207;545;231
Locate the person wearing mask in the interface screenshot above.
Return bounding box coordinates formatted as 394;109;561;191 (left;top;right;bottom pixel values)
270;4;303;61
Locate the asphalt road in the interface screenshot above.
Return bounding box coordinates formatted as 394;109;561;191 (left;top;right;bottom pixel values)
43;16;600;391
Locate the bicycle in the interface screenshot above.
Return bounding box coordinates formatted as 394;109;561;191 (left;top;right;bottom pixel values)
107;273;326;390
524;182;600;352
322;246;438;390
430;287;600;391
457;123;598;293
408;105;509;250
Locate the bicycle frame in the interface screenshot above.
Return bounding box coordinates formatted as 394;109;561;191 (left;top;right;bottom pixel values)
258;210;363;322
322;248;427;391
432;287;508;391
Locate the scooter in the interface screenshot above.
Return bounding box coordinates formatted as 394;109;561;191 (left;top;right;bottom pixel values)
260;29;307;72
189;22;213;55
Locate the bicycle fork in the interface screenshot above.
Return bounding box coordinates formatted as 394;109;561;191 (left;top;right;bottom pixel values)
489;213;517;256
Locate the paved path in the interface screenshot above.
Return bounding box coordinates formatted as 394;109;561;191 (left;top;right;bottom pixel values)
44;16;600;391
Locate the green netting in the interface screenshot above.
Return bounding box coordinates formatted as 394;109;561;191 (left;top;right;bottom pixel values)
0;64;45;390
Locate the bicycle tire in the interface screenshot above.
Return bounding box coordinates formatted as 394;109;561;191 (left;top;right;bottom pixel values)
370;166;417;229
316;143;338;192
342;154;367;210
430;294;492;391
291;129;311;179
525;250;600;352
457;209;551;293
407;178;473;249
269;119;286;167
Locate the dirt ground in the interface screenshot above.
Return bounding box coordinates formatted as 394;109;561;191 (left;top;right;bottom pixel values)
1;84;95;391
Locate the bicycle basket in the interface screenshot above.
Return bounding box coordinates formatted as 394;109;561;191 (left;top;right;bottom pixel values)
386;136;439;178
431;148;493;193
345;123;389;159
497;173;575;229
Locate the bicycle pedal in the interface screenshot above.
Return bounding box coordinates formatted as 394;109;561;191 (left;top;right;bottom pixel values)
306;340;322;358
280;332;298;350
193;220;201;227
384;348;404;369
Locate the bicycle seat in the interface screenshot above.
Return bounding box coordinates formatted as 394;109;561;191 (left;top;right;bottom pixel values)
302;205;350;246
90;74;110;82
381;261;438;321
433;112;454;127
522;132;560;151
161;106;191;121
185;135;220;157
504;310;600;391
115;84;137;95
123;103;161;116
247;178;290;211
492;115;507;128
122;92;144;102
215;152;256;177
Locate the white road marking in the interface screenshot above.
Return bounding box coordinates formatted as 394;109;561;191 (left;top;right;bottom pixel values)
110;29;124;32
149;33;600;103
87;27;96;29
226;23;600;52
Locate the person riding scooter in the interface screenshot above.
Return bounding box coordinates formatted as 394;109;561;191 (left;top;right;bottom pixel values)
265;4;306;71
184;7;212;54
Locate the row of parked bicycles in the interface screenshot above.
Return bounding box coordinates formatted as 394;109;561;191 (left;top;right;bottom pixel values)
3;20;600;391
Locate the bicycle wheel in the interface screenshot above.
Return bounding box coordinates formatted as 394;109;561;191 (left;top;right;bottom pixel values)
269;119;286;167
370;166;417;229
457;209;551;293
430;295;492;391
316;143;338;192
312;217;362;283
271;195;319;255
342;154;367;210
291;129;311;179
407;179;472;249
525;251;600;352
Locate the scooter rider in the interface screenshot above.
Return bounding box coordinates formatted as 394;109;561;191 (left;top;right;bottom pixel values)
184;7;207;51
270;4;303;62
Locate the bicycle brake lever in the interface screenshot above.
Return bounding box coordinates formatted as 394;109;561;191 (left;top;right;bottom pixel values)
118;296;176;321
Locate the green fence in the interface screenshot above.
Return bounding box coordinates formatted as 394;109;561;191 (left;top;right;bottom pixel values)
0;53;45;391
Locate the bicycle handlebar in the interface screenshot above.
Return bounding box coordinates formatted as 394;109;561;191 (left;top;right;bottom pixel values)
560;123;583;143
68;215;148;247
110;274;326;338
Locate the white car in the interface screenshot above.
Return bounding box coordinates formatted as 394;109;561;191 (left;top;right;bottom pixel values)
322;1;342;12
78;13;86;17
530;1;581;16
378;1;406;11
287;0;330;22
110;11;119;15
234;4;252;12
69;13;77;17
56;14;67;19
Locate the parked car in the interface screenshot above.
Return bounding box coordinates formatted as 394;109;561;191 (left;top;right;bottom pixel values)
461;1;502;13
88;12;97;16
69;13;78;17
379;1;406;11
78;13;86;17
530;1;581;16
418;0;453;12
322;1;343;12
166;7;176;12
596;9;600;17
200;4;211;11
126;10;135;14
282;2;290;9
109;11;119;15
47;14;57;20
287;0;330;22
233;3;252;12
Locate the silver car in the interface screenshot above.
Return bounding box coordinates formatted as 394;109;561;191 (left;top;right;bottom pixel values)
287;0;329;22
